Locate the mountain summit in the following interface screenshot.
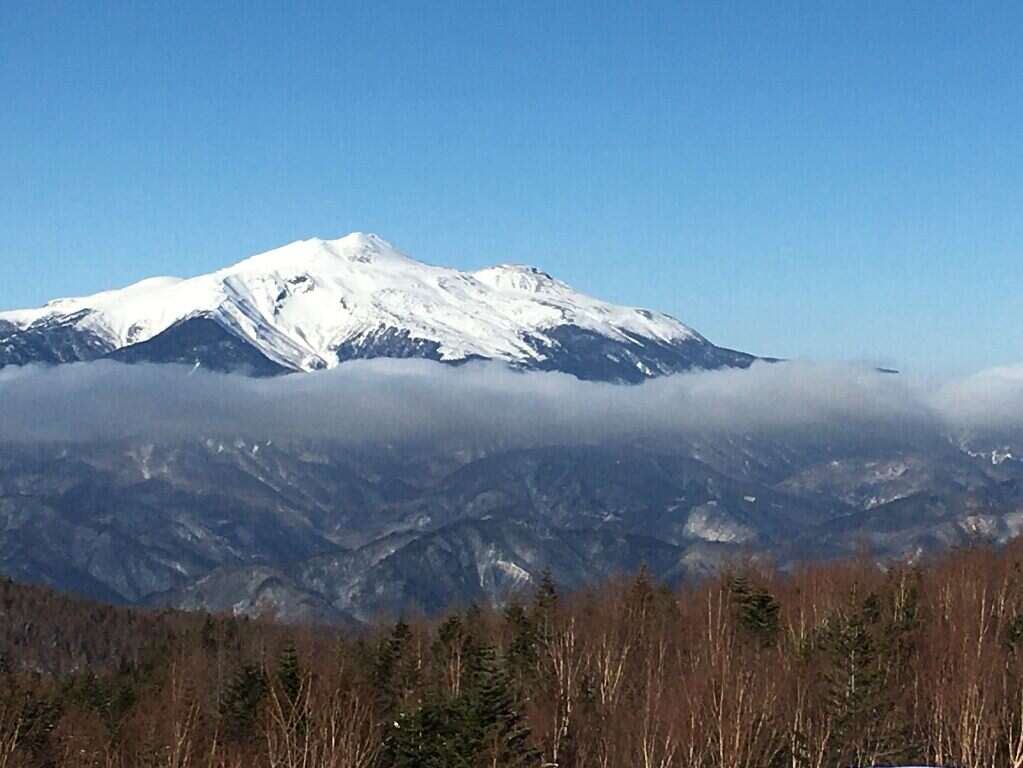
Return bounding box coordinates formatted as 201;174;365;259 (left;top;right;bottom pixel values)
0;233;761;381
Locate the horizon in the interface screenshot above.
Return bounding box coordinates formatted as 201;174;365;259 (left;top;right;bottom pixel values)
3;2;1021;375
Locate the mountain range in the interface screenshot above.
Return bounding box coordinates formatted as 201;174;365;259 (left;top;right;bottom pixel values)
0;430;1018;625
0;232;761;382
1;233;1020;624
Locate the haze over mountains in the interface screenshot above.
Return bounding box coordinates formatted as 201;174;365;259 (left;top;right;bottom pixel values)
1;234;1022;623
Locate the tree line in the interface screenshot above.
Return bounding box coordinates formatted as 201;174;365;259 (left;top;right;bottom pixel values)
5;541;1023;766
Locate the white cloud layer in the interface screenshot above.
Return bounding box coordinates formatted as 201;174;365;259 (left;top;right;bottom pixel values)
0;359;1020;446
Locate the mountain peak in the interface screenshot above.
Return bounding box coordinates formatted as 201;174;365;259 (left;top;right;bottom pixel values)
319;232;397;259
321;232;408;263
230;232;407;274
334;231;389;248
0;233;759;381
473;263;562;294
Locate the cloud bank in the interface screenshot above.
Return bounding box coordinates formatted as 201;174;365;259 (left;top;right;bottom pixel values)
0;359;1021;447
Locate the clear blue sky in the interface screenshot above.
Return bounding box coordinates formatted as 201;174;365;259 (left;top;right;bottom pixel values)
2;1;1020;374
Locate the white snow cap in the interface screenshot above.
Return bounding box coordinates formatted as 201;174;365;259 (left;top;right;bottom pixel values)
0;233;700;371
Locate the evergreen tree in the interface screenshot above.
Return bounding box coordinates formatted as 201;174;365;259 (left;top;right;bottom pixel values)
384;705;431;768
533;568;559;615
470;646;539;767
437;614;464;648
861;591;882;625
64;669;136;734
276;643;302;708
375;619;412;686
728;574;780;647
531;568;559;644
221;664;266;742
819;601;904;765
375;618;417;715
18;693;62;760
872;575;921;761
823;611;878;730
630;565;667;636
383;644;538;768
463;603;484;635
200;615;217;652
503;602;536;686
1008;611;1023;653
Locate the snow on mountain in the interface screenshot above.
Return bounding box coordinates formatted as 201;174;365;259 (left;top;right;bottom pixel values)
0;233;749;379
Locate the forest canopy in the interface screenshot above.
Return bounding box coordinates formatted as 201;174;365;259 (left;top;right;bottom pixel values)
3;542;1023;767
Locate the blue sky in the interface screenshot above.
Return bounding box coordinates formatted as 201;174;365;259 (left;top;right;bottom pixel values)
2;1;1020;374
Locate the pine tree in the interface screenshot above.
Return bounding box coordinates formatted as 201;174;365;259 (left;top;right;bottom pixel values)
503;602;536;687
728;573;780;647
463;603;484;635
531;568;559;644
1008;611;1023;652
17;692;62;760
221;664;266;742
276;643;302;709
438;614;464;647
820;602;898;765
629;565;659;635
471;646;539;768
375;619;412;686
383;644;538;768
872;574;921;762
533;568;559;615
384;704;431;768
200;615;217;652
375;618;417;716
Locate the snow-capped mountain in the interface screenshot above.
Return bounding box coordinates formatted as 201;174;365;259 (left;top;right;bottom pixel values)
0;233;761;381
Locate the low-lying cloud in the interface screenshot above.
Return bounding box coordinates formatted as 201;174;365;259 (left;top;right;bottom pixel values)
0;359;1021;447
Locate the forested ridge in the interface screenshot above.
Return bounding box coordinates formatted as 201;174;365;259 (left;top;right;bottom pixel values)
4;543;1023;766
